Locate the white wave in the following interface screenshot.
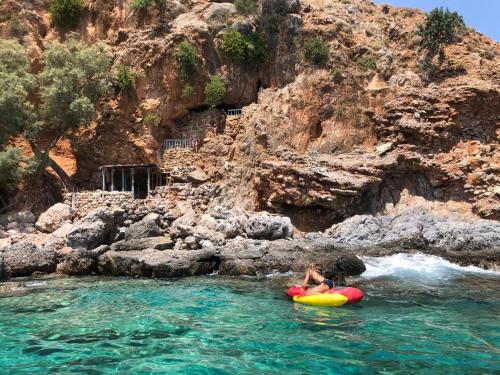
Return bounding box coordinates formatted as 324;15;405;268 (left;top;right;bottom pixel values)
26;281;47;287
360;253;500;281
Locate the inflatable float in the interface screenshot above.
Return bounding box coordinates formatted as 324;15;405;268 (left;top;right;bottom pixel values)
287;285;364;307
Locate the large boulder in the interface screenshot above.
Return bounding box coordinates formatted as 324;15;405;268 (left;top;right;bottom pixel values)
124;213;163;240
66;208;115;250
35;203;72;233
199;206;244;239
0;211;36;227
244;212;293;240
0;240;56;277
98;249;220;278
56;245;109;276
110;236;174;251
336;255;366;276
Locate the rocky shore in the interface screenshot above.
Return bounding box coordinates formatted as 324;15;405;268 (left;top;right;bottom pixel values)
1;202;499;281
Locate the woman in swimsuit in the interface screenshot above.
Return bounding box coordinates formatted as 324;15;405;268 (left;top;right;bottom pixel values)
302;263;335;295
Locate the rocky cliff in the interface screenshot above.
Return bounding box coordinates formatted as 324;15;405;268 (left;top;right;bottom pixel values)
1;0;499;229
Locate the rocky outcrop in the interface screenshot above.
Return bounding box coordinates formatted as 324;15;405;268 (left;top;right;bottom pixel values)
55;245;109;276
110;236;174;251
98;249;220;278
244;212;293;240
0;240;56;277
326;209;500;252
124;213;163;240
35;203;72;233
66;208;115;250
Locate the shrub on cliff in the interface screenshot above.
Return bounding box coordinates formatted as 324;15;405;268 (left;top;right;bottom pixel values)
129;0;166;10
357;56;377;71
115;65;142;91
204;74;226;108
144;113;161;127
416;7;465;62
235;0;257;15
304;37;329;65
175;41;198;81
221;29;247;63
50;0;84;29
220;29;268;66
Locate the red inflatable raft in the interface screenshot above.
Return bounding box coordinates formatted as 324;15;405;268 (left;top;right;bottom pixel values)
287;285;364;307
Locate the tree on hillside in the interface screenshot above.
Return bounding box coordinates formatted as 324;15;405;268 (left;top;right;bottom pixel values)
0;40;36;196
416;7;465;63
0;35;112;185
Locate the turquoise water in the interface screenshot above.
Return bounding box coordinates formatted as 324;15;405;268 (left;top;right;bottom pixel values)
0;254;499;374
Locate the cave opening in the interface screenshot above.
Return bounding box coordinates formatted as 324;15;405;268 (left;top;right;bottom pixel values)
278;204;341;232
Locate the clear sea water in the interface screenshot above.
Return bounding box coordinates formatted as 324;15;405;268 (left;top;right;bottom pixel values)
0;254;499;374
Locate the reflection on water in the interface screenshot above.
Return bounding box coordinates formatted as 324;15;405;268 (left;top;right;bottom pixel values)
0;254;499;374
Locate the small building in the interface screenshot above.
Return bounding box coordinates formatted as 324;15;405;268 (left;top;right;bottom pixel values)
100;164;162;199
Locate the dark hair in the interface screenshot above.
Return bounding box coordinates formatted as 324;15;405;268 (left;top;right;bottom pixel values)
323;270;335;280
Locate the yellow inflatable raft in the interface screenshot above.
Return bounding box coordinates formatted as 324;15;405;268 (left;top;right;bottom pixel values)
292;293;349;307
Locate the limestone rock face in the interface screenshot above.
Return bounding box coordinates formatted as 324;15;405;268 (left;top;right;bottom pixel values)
66;208;115;250
244;212;293;240
124;213;163;240
35;203;72;233
0;240;56;277
326;209;500;251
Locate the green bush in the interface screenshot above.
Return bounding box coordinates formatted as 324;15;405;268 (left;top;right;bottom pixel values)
115;65;142;91
144;113;161;127
175;41;198;81
304;37;329;65
204;74;226;108
336;106;347;117
50;0;84;29
220;29;268;66
245;32;267;66
332;67;343;81
221;28;247;63
416;7;465;60
234;0;257;15
182;84;194;98
129;0;166;11
357;56;377;71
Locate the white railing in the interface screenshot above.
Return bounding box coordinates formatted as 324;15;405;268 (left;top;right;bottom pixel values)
225;109;242;116
163;139;193;149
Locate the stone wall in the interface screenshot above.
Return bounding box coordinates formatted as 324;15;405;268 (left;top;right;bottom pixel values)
64;191;135;218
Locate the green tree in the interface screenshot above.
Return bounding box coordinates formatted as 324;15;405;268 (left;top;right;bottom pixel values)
416;7;465;62
0;40;35;146
50;0;84;29
0;35;112;183
304;37;329;65
175;41;198;81
204;74;226;108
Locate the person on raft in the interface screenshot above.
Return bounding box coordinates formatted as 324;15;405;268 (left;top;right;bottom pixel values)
302;263;336;294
